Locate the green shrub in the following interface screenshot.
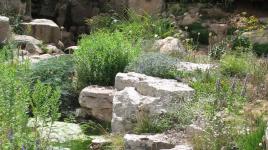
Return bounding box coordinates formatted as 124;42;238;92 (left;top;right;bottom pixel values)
30;55;78;112
232;36;252;53
0;61;61;149
80;120;110;135
253;43;268;57
125;52;178;79
74;31;141;88
220;54;250;77
134;113;163;134
117;16;174;40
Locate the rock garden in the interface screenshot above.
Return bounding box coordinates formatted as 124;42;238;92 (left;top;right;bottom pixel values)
0;0;268;150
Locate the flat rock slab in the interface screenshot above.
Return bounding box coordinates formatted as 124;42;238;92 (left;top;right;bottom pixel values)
28;120;86;143
177;62;214;72
124;134;175;150
161;145;193;150
115;72;194;99
90;136;112;150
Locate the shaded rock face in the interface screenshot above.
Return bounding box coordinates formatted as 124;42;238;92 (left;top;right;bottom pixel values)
112;72;195;133
128;0;165;15
0;16;10;43
32;0;102;27
0;0;26;15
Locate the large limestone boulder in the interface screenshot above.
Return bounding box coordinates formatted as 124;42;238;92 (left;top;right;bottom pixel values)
112;87;161;133
124;134;175;150
22;19;60;44
112;72;194;133
152;37;186;56
128;0;164;15
242;29;268;45
78;86;116;122
0;16;10;43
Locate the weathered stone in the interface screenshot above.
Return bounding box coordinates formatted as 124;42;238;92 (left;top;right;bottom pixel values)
28;119;86;143
112;73;194;133
112;87;160;133
161;145;193;150
21;54;63;64
79;86;116;122
75;107;92;118
90;136;112;150
0;16;10;43
185;124;204;138
14;35;43;54
22;19;60;44
61;31;75;48
14;35;42;46
65;46;78;54
25;42;43;54
115;72;194;99
181;13;199;26
242;29;268;45
128;0;164;15
124;134;175;150
152;37;186;56
177;62;214;72
46;44;63;54
209;23;228;44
